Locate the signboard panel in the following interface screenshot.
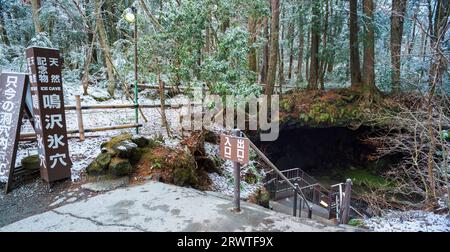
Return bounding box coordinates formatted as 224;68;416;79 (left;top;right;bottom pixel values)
26;47;72;182
0;73;28;192
220;134;249;165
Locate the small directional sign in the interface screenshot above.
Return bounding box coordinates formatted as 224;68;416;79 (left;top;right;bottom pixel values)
219;134;249;165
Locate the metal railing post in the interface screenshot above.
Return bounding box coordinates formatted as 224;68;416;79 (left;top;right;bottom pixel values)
293;183;298;217
298;197;302;217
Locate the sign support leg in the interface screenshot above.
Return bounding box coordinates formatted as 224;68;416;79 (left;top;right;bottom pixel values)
232;129;241;212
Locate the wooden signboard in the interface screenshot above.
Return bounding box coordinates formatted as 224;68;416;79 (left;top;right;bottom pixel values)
220;134;250;165
0;73;29;193
25;47;72;183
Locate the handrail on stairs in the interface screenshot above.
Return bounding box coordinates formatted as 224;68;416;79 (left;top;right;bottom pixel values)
242;133;313;219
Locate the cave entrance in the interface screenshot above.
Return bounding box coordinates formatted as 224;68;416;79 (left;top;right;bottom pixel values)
252;126;391;188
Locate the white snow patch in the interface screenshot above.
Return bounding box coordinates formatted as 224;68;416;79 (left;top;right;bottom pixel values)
364;210;450;232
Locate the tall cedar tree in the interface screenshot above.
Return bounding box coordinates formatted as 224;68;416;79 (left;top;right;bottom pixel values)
265;0;280;95
391;0;407;94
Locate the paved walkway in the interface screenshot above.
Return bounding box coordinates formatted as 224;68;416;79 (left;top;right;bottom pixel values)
0;181;359;232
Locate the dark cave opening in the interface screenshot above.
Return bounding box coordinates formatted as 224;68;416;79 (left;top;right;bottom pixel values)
251;126;399;187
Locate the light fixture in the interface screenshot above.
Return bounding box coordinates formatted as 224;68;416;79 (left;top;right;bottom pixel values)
124;11;136;23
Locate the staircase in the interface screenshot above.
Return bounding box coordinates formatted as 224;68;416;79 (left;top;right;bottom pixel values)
244;133;368;223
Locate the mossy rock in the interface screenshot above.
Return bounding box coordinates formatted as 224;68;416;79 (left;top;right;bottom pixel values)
101;133;133;150
137;146;199;187
131;136;150;148
113;140;138;159
87;153;112;176
108;157;132;177
21;155;40;170
280;89;371;128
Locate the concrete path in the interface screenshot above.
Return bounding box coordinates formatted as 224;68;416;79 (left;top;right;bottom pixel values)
0;181;359;232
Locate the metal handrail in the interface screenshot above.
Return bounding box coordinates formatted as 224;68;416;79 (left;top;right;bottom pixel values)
243;133;313;218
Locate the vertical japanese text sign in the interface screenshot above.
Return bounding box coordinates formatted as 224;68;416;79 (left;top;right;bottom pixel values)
220;134;249;165
0;73;28;192
26;47;72;182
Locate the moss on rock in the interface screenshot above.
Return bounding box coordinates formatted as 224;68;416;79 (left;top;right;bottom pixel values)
109;157;132;177
21;155;40;170
280;89;371;128
87;152;112;175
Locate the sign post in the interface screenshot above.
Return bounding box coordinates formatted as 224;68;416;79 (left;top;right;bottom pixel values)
220;130;249;212
25;47;72;184
0;73;29;193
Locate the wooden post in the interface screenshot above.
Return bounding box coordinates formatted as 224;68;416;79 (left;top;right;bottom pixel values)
340;179;352;224
232;129;241;212
75;95;85;141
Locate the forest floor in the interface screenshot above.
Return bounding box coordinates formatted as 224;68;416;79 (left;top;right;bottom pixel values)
0;85;448;231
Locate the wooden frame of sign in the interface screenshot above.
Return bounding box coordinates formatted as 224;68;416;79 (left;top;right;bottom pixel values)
25;47;72;183
0;72;30;193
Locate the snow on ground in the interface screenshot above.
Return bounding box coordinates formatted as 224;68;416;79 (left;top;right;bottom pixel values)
1;83;265;199
205;142;264;200
364;210;450;232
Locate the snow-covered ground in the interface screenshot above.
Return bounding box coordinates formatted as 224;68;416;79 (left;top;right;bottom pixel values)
364;210;450;232
205;142;264;199
1;83;264;199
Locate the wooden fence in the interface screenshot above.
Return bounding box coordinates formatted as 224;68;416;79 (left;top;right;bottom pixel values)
19;95;198;142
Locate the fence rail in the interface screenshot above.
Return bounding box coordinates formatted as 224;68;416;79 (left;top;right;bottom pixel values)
19;94;198;141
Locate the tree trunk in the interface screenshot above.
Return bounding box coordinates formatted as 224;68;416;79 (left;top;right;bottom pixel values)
308;2;320;90
0;4;9;45
362;0;377;94
260;17;270;84
82;26;97;95
265;0;280;96
429;0;449;88
319;0;330;90
349;0;362;88
279;8;285;86
31;0;42;34
305;28;310;83
390;0;407;94
95;0;116;97
287;11;295;80
247;15;258;73
297;16;305;82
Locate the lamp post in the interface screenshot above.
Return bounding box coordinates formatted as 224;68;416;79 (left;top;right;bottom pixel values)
125;6;139;134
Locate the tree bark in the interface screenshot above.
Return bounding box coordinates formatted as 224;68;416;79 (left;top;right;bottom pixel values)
296;16;305;82
429;0;449;88
390;0;407;94
31;0;42;34
305;28;310;83
0;4;9;45
260;17;270;84
279;8;285;86
319;0;330;90
265;0;280;96
95;0;116;97
349;0;362;88
82;26;97;95
307;1;320;90
287;10;295;80
362;0;377;93
247;15;258;73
